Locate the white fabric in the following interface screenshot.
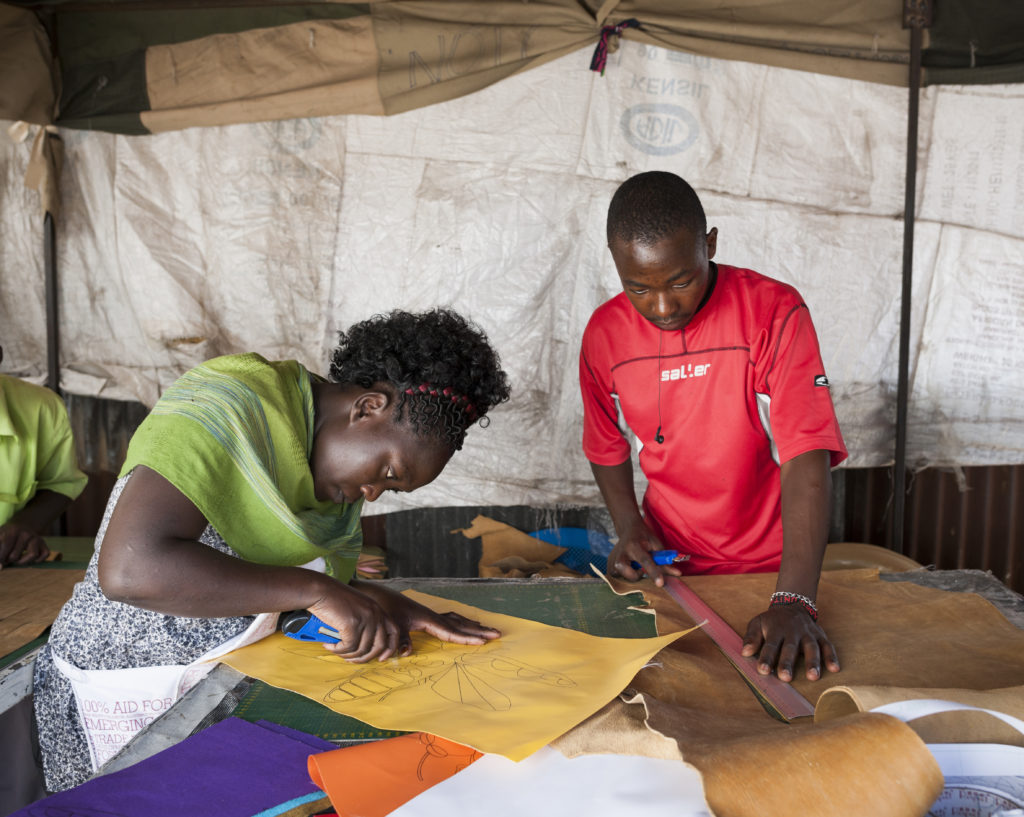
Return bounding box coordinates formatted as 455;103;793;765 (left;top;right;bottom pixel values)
871;698;1024;815
51;611;278;771
3;43;1024;512
872;698;1024;739
46;555;327;770
390;745;711;817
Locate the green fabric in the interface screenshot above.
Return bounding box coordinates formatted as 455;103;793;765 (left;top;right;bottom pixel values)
55;4;371;59
119;353;363;582
58;49;151;135
924;0;1024;86
54;4;372;133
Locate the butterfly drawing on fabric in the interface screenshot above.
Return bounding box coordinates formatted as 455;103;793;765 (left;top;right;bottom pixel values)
414;733;482;780
284;634;576;711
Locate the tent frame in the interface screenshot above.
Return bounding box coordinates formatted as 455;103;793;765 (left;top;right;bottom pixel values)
892;0;933;553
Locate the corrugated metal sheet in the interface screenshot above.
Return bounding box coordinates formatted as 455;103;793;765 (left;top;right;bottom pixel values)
381;505;602;579
66;394;148;473
59;395;1024;594
383;469;1024;593
839;466;1023;594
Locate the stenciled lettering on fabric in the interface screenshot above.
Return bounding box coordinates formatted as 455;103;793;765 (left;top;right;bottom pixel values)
634;44;715;71
629;74;709;99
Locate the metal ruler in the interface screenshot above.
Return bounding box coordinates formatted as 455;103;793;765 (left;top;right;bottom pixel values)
663;576;815;722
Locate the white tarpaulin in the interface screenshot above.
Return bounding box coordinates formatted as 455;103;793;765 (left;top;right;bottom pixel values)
2;42;1023;512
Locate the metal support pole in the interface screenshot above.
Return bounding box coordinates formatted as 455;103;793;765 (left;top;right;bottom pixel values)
44;210;60;395
43;209;67;535
893;0;933;553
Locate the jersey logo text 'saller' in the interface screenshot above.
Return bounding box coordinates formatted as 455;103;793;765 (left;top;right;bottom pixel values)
814;374;830;387
661;362;711;381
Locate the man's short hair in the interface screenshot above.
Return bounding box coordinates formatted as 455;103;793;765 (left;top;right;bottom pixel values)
606;171;707;246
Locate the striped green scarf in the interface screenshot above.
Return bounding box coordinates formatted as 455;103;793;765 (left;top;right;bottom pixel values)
120;353;362;581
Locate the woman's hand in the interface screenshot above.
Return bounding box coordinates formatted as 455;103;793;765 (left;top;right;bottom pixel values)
307;583;402;663
740;604;840;682
351;581;501;657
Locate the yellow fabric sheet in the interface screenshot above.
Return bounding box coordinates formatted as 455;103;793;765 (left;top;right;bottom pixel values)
222;589;692;760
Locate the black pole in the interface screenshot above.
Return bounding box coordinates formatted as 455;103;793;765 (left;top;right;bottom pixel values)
893;0;933;553
43;208;67;535
44;210;60;395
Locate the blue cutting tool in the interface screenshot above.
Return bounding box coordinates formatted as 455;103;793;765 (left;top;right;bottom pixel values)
280;610;341;644
630;549;689;571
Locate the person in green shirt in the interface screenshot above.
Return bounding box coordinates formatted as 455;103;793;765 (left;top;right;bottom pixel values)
0;344;88;567
33;307;512;792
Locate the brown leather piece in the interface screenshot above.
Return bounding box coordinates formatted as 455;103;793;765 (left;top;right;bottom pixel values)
573;568;1024;816
631;568;1024;698
817;684;1024;746
694;712;943;817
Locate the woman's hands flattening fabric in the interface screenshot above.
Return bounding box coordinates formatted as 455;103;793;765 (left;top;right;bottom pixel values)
299;580;502;664
99;467;501;666
306;582;403;663
319;579;501;663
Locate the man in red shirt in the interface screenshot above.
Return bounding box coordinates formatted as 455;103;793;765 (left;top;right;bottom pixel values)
580;171;847;683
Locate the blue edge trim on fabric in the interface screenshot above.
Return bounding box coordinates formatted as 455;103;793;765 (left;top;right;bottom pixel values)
253;791;325;817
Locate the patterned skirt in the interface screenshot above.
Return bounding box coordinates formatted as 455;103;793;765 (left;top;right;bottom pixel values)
33;474;254;792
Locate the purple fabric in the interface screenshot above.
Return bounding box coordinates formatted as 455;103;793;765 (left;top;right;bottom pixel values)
13;718;334;817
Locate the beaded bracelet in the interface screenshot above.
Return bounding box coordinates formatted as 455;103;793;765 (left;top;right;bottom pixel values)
769;591;819;621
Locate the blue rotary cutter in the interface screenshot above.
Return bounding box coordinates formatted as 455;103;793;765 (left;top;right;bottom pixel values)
280;610;341;644
630;549;689;571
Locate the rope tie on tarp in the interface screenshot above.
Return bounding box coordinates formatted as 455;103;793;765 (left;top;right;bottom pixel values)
590;18;641;75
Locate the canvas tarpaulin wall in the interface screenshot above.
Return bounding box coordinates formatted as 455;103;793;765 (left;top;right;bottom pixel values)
3;29;1023;514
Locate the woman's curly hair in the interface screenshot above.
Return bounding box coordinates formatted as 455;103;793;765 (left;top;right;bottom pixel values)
329;308;511;451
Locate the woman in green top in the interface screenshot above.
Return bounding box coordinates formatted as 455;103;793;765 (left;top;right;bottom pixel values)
33;308;511;792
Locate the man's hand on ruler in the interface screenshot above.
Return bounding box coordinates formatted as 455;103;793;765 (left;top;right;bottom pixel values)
741;605;841;683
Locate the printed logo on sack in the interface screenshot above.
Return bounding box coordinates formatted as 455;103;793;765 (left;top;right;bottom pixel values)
621;103;699;156
814;375;830;387
259;117;322;152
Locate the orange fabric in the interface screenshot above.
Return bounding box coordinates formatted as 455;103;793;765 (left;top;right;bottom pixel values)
307;732;481;817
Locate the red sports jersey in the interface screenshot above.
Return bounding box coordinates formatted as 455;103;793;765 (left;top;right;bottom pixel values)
580;264;847;574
